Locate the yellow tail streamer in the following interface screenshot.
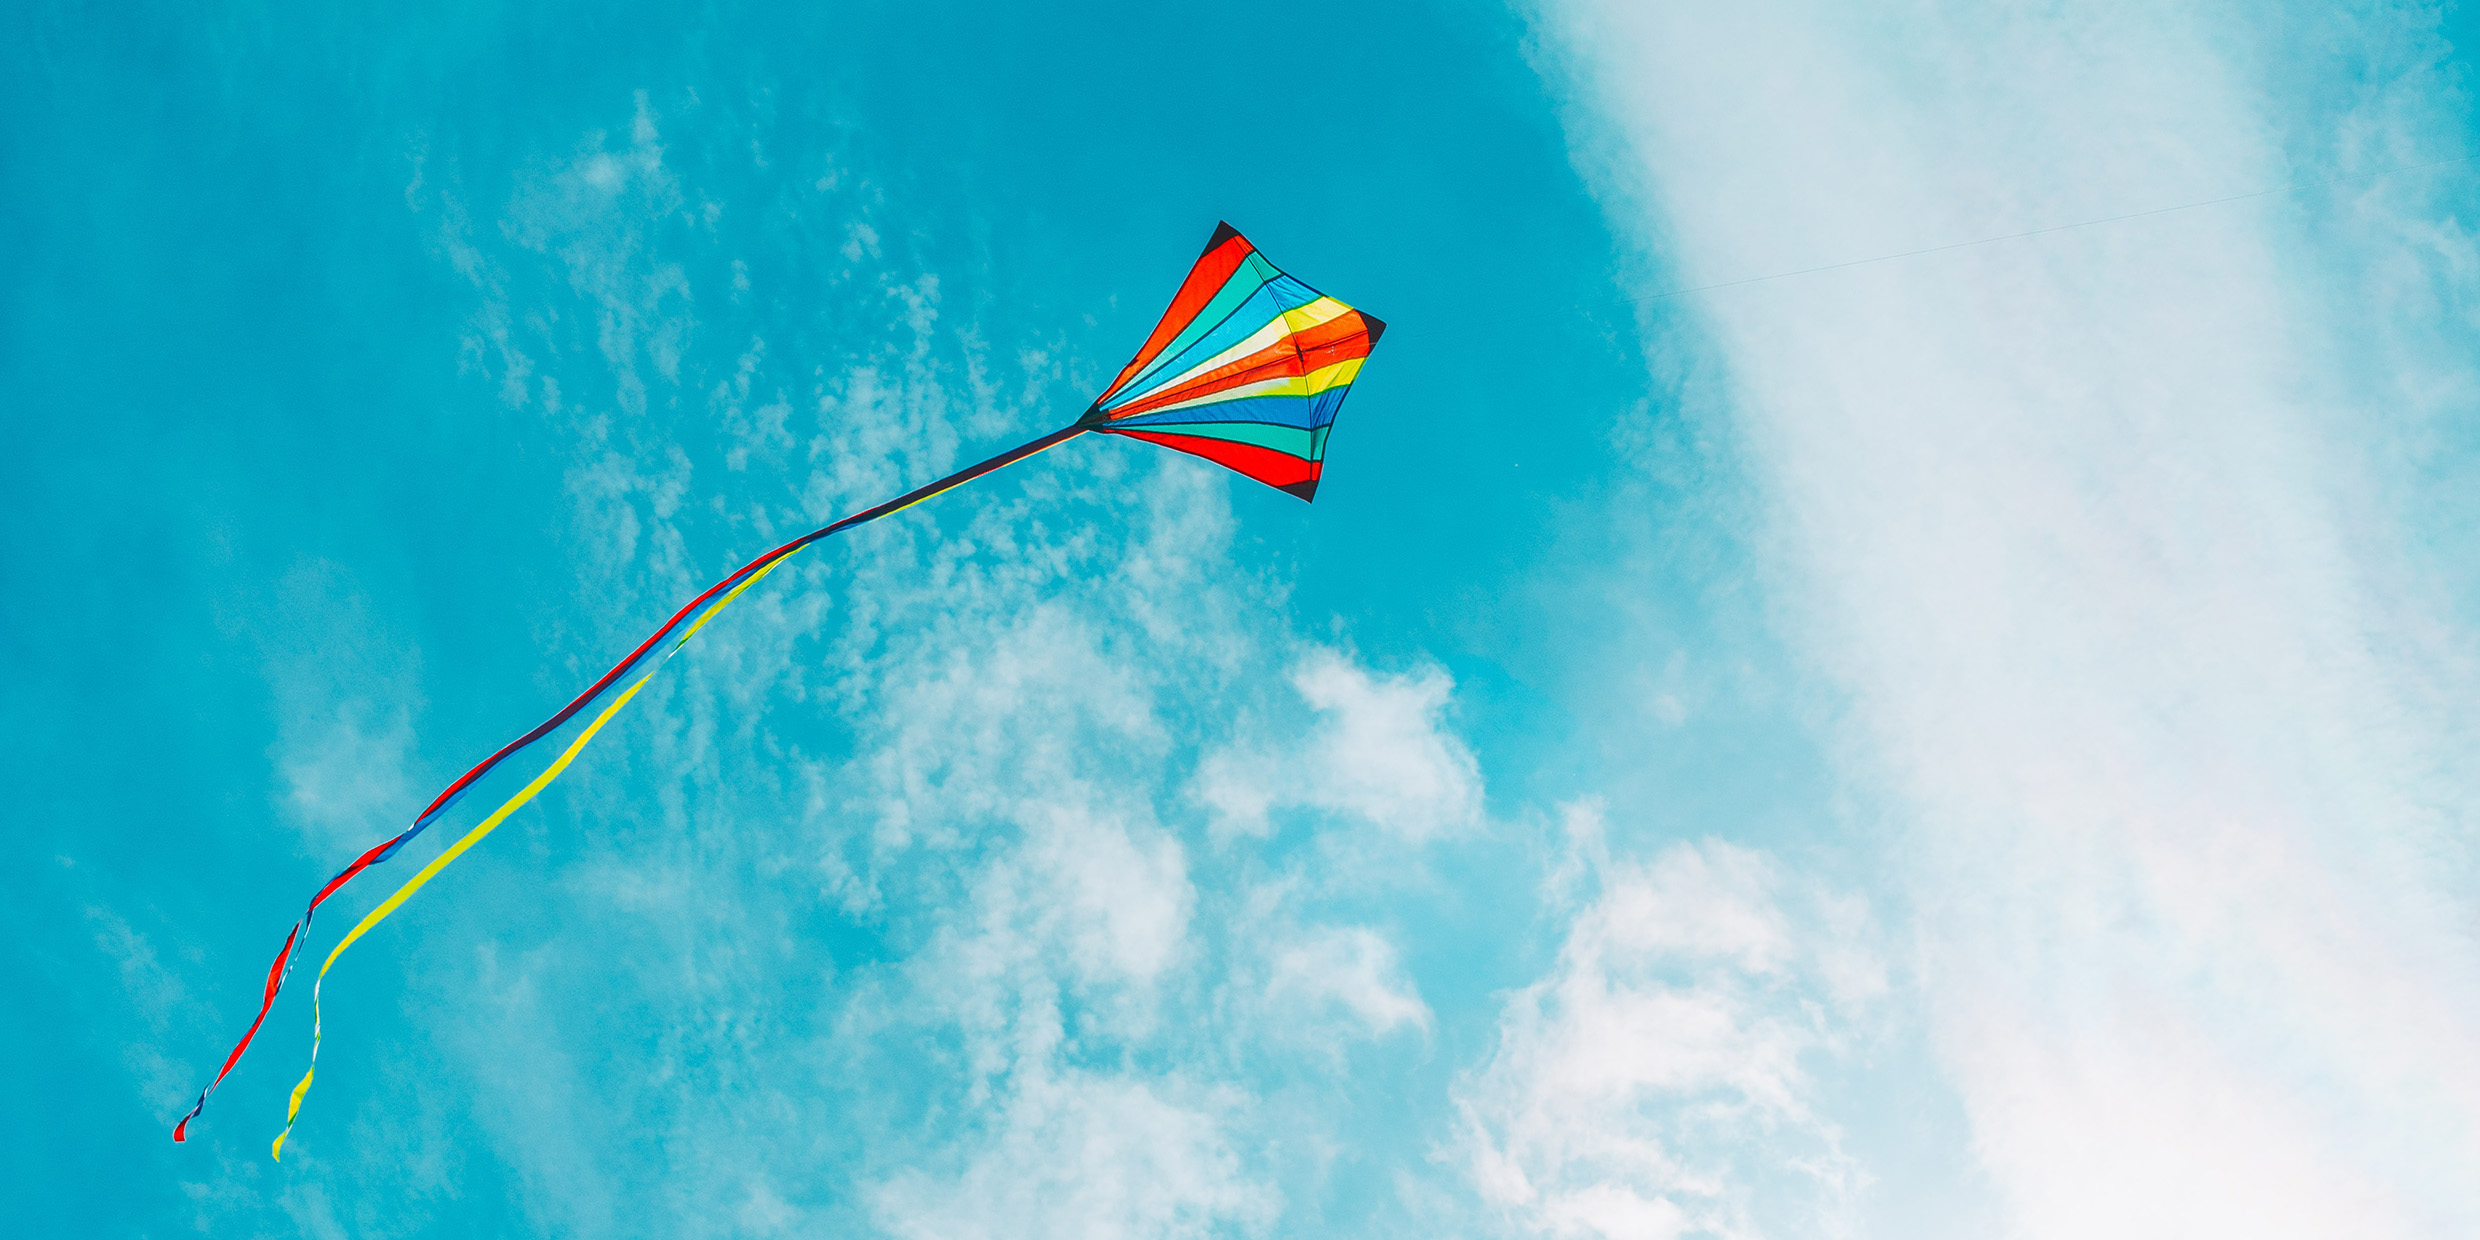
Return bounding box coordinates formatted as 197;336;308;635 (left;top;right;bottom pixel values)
271;549;807;1159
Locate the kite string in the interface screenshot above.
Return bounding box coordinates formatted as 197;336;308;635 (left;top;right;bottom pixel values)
170;925;299;1142
269;549;804;1160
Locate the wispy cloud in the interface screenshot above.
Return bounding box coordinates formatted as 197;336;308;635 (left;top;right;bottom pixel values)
1266;923;1432;1040
871;1067;1271;1240
1198;649;1484;843
1529;0;2480;1232
84;904;206;1113
251;559;425;858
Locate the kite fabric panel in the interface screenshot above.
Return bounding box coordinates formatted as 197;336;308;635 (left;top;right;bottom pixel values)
174;222;1381;1158
1081;222;1385;501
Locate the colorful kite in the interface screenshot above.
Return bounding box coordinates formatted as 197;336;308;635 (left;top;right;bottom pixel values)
174;222;1384;1157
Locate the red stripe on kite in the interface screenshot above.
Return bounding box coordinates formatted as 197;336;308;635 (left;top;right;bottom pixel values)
1097;230;1256;405
1106;428;1322;494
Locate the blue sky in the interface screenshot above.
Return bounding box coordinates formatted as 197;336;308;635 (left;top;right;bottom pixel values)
9;1;2480;1236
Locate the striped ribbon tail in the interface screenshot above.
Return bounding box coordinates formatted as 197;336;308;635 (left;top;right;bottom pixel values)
175;424;1087;1149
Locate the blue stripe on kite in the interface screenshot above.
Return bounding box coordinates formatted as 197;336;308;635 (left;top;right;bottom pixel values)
1104;386;1352;432
1262;274;1321;312
1106;253;1285;408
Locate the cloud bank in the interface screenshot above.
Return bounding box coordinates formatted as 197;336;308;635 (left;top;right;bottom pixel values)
1528;0;2480;1233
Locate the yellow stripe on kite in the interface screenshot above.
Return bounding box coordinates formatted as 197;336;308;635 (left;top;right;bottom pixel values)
1121;357;1364;418
1279;296;1351;335
1304;355;1363;395
1130;297;1352;402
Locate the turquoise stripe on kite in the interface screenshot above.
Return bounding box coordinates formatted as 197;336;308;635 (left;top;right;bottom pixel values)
1110;419;1323;458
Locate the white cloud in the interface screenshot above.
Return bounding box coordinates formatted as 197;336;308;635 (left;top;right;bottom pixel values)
85;905;205;1112
1458;811;1878;1240
1266;924;1431;1039
1199;649;1484;842
253;559;424;857
900;794;1197;1089
504;90;693;423
872;1068;1271;1240
1530;0;2480;1232
1021;800;1193;989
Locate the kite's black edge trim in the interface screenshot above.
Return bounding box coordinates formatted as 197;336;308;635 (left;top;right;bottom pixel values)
1361;314;1387;345
1278;478;1318;502
1204;220;1242;258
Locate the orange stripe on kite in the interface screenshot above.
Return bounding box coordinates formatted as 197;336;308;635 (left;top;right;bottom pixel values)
1292;310;1380;367
1104;325;1375;421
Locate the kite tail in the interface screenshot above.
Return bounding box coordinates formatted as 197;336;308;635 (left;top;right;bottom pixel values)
274;664;667;1159
171;923;297;1142
175;423;1087;1152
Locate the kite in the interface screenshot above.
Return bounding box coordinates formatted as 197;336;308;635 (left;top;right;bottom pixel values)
173;222;1384;1157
